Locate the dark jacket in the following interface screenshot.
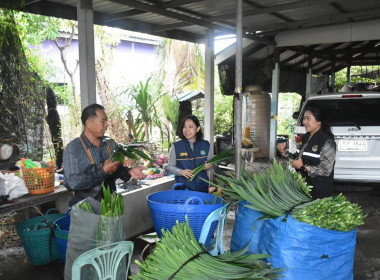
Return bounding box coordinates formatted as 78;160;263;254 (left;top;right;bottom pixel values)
299;129;335;199
173;139;210;192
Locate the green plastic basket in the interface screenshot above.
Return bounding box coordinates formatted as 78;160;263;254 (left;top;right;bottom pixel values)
17;208;64;266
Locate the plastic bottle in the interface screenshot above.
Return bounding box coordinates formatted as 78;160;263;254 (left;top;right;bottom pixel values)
22;158;39;169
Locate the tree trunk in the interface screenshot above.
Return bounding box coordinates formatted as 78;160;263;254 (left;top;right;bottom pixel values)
144;121;149;142
45;87;64;168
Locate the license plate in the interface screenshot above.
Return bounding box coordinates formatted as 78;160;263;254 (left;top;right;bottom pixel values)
338;140;367;151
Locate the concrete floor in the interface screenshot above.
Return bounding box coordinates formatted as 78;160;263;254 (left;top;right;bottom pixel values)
0;183;379;280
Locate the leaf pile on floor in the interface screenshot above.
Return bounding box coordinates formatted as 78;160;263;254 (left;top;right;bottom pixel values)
131;219;282;280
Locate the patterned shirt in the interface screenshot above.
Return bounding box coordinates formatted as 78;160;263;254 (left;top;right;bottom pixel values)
299;138;336;178
63;133;131;192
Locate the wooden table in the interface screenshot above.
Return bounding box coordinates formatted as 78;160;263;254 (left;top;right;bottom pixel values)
0;185;72;218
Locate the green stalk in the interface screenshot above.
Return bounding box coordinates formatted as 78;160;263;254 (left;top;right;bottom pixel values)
131;219;283;279
188;148;234;182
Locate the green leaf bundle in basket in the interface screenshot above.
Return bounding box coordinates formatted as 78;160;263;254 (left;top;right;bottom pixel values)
77;184;125;246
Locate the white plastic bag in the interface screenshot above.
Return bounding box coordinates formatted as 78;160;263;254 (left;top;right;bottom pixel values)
0;172;29;200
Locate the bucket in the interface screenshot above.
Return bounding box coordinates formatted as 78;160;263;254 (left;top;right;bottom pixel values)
147;184;224;244
54;209;71;262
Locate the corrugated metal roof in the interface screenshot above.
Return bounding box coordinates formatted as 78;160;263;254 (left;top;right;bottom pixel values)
176;90;204;102
1;0;379;75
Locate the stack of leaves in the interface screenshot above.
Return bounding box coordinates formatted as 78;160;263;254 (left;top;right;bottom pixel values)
77;184;124;216
109;142;153;163
100;184;124;216
213;161;312;218
189;148;235;182
131;219;283;280
292;193;366;231
77;185;125;245
212;161;366;231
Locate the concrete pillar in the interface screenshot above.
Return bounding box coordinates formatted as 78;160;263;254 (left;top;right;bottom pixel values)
204;29;215;156
77;0;97;109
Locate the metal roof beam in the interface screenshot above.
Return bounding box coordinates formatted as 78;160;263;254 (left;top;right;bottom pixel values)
160;0;204;8
107;0;229;31
243;0;293;23
212;0;340;22
269;9;380;36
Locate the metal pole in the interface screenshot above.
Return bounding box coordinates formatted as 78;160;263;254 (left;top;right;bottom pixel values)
331;61;336;92
269;49;280;161
306;57;312;99
234;0;243;179
347;65;351;86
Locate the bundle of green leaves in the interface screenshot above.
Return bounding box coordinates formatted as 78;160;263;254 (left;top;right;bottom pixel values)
109;143;153;163
131;219;283;280
188;148;234;182
292;193;366;231
213;161;366;231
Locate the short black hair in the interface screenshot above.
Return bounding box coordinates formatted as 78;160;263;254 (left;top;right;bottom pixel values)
81;104;105;125
178;115;203;140
304;106;333;137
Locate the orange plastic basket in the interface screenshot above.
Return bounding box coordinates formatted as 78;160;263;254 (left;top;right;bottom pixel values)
21;165;55;195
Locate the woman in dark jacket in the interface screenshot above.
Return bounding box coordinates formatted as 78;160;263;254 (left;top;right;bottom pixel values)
291;106;336;199
166;115;212;192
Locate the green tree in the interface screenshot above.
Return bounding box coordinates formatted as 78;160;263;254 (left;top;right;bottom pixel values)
156;39;205;97
0;10;48;160
162;94;180;144
334;66;380;92
214;92;233;134
125;77;161;142
277;92;302;137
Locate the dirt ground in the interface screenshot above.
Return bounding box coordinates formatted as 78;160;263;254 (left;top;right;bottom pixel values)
0;181;379;280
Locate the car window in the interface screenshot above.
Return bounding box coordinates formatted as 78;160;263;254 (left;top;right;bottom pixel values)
299;98;380;126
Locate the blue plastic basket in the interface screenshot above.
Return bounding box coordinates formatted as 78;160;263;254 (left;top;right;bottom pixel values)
147;184;224;244
17;208;64;266
54;209;71;262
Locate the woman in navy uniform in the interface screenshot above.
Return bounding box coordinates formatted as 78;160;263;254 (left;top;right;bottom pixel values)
166;115;212;192
291;106;336;199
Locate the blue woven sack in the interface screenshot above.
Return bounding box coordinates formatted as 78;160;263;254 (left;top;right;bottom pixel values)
230;201;265;252
259;215;356;280
17;208;64;266
147;185;224;243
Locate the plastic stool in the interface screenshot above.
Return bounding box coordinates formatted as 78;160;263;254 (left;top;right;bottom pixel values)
198;202;231;256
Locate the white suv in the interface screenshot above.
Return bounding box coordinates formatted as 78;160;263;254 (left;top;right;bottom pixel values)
290;92;380;183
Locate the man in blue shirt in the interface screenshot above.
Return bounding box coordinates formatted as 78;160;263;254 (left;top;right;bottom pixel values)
63;104;145;206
